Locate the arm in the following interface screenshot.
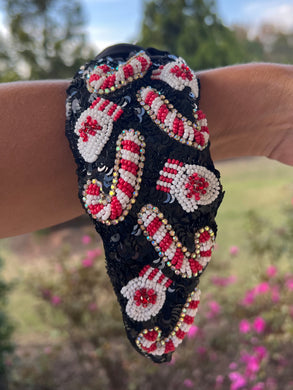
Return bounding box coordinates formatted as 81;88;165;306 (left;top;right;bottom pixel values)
199;63;293;165
1;64;292;237
0;80;81;237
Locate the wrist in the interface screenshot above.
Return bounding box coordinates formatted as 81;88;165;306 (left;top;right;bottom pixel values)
199;63;293;165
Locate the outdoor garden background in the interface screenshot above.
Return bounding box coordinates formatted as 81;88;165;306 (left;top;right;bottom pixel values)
0;1;293;389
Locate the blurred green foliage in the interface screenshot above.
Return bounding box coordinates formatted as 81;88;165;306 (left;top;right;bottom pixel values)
4;202;293;389
256;24;293;64
0;0;292;82
0;0;94;81
138;0;293;69
138;0;254;68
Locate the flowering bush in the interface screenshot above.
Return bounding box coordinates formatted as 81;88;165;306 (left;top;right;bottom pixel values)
6;201;293;389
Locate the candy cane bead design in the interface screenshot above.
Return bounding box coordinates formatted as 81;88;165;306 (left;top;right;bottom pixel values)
151;58;199;97
137;87;209;150
137;205;215;278
136;289;200;356
121;265;173;322
156;159;220;213
82;129;145;225
86;51;152;95
74;96;124;163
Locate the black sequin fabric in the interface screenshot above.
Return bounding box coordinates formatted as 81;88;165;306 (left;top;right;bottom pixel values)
65;44;224;363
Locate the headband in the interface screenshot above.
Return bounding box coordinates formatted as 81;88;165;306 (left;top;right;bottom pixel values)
65;44;224;363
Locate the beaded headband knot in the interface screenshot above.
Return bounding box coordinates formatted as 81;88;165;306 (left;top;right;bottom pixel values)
65;44;224;363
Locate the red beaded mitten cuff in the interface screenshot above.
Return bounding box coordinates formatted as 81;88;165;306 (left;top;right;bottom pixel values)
65;43;224;363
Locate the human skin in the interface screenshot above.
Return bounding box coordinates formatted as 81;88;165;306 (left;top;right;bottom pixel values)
0;63;292;237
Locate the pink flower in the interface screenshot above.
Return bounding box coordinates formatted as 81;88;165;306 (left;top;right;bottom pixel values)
229;246;239;256
286;278;293;291
87;247;102;258
229;372;247;390
239;319;251;334
253;317;266;334
254;346;268;361
229;362;238;370
206;300;221;319
254;282;270;295
197;346;207;355
241;290;255;306
187;325;199;338
88;302;98;311
167;356;176;365
211;275;237;287
271;286;280;303
266;265;277;278
41;288;52;300
241;350;263;380
241;282;271;306
51;295;61;306
265;377;277;390
251;383;265;390
245;355;260;378
183;379;194;388
250;336;259;345
82;257;94;267
215;375;224;388
44;346;52;354
82;235;91;245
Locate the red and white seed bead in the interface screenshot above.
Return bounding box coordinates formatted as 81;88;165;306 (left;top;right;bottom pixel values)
121;266;172;322
138;205;215;279
156;160;220;213
74;97;123;163
82;129;145;225
136;289;201;356
151;59;199;97
86;51;152;94
137;87;209;150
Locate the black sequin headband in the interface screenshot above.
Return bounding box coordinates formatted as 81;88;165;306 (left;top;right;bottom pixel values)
65;43;224;363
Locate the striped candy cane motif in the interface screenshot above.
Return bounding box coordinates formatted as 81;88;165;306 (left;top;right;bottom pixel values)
136;289;200;356
82;129;145;225
86;51;152;95
74;96;124;163
156;159;220;213
121;265;173;322
137;205;215;278
136;87;209;150
151;58;199;97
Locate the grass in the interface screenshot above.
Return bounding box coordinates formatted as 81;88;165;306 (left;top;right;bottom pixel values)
203;156;293;294
217;157;292;247
1;156;292;341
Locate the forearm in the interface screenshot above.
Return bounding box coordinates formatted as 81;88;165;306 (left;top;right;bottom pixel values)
199;63;293;165
0;80;82;237
0;63;292;237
